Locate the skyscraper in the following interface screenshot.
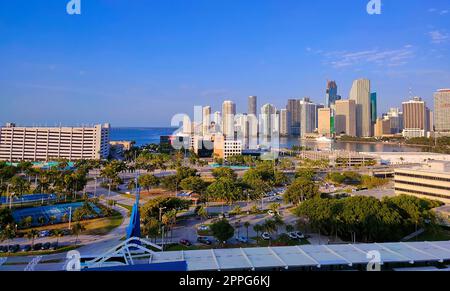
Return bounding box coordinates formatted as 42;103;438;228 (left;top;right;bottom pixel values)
202;106;211;136
349;79;372;137
317;108;333;138
287;99;301;136
402;97;429;138
325;80;341;108
434;89;450;134
370;92;377;124
279;109;290;137
260;103;277;137
248;96;257;116
386;108;404;134
222;101;236;138
299;98;318;137
335;100;356;136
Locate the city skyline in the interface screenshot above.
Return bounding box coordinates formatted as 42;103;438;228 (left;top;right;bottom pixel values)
1;0;449;126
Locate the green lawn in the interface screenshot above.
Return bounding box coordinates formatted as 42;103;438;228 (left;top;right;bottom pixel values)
82;215;124;235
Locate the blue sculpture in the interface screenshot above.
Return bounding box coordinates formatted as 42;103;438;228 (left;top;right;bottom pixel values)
126;175;141;245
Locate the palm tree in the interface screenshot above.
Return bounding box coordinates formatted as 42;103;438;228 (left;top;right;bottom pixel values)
197;205;208;222
285;224;294;233
26;229;39;248
53;229;63;245
244;222;251;240
253;224;263;239
72;222;86;245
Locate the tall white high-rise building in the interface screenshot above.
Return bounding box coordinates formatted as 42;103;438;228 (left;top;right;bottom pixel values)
202;106;211;136
434;89;450;134
222;101;236;138
279;109;290;136
349;79;372;137
260;104;277;138
299;98;318;137
235;114;249;149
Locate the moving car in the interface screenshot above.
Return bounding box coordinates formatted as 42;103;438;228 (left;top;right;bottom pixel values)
39;230;51;238
197;236;212;245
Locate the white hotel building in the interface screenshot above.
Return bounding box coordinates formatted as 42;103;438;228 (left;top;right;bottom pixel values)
0;123;111;161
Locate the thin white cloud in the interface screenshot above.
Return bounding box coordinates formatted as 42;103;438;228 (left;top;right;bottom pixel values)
429;30;449;44
315;46;415;69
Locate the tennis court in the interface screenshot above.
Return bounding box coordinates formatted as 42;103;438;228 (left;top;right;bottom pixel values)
12;202;101;226
0;194;57;205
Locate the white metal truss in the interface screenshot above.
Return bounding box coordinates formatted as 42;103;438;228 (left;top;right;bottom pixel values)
239;248;255;271
0;257;7;266
267;247;288;269
323;245;353;267
210;249;221;271
295;245;321;268
83;237;162;269
24;256;42;271
374;243;414;264
400;242;444;263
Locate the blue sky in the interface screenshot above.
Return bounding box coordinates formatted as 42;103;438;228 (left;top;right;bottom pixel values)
0;0;449;127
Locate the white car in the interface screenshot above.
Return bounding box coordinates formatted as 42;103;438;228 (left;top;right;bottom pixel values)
288;231;305;239
261;232;271;240
198;225;210;231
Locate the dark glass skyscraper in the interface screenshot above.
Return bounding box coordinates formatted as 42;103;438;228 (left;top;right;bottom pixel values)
325;80;341;107
371;92;377;124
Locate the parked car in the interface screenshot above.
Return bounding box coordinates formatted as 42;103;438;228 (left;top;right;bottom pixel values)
50;242;59;250
0;246;7;253
22;245;32;252
261;232;271;240
293;231;305;239
10;244;20;253
33;243;43;251
42;242;51;250
235;236;248;244
197;236;212;245
179;239;192;247
198;225;210;232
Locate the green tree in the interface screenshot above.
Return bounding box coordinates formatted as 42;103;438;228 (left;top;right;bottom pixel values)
26;229;39;248
284;178;320;205
138;174;160;191
72;222;86;245
212;167;237;180
206;178;244;204
180;176;207;193
210;219;235;245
